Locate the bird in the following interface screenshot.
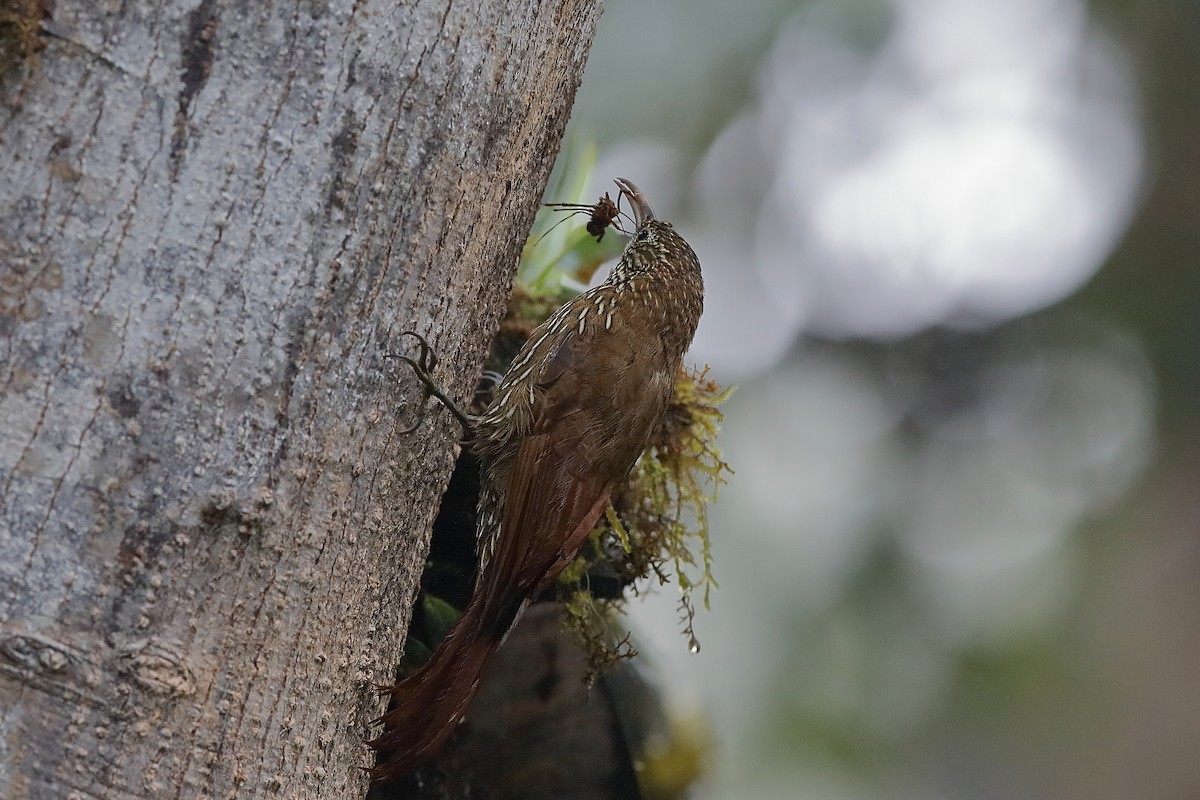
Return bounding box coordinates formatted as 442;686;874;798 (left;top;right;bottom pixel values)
368;178;704;782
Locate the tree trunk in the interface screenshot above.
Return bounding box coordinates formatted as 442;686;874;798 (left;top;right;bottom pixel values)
0;1;601;797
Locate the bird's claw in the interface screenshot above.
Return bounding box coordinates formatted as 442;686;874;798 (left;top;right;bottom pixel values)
391;331;474;434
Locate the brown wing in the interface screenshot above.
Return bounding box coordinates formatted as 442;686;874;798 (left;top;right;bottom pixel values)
485;331;611;601
477;308;678;631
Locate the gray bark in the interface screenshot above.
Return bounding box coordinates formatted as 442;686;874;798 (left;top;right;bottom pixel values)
0;1;601;797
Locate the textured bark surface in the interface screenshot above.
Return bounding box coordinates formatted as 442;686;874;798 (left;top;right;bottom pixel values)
0;1;601;797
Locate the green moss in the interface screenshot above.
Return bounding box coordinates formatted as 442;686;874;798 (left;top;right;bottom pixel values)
0;0;44;78
560;365;732;674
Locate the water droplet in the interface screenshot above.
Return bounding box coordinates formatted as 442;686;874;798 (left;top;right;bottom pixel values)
688;639;701;654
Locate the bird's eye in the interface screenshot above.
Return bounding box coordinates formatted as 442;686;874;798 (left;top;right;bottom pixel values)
635;228;650;242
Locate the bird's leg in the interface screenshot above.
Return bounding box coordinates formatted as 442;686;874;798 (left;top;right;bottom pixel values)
393;331;475;435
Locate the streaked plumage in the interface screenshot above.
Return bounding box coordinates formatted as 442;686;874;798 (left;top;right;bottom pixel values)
369;179;704;781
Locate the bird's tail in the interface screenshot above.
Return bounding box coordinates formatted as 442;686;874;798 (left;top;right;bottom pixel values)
367;584;517;783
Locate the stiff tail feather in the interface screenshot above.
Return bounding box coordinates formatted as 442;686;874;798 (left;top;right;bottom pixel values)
367;586;515;782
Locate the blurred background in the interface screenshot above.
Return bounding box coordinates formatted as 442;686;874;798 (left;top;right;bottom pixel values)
555;0;1200;797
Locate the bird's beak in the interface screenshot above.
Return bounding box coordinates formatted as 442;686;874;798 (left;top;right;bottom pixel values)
614;177;654;227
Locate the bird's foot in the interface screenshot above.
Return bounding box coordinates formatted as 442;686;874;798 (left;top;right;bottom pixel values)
392;331;475;434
